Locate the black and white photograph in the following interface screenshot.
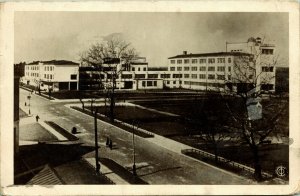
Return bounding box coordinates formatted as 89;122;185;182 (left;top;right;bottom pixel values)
1;1;300;195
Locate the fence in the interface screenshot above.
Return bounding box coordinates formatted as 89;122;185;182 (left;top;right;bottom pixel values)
181;148;273;178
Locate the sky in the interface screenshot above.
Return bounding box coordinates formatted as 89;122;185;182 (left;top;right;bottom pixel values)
14;12;289;66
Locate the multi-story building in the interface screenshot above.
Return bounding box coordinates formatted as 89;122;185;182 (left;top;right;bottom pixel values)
165;37;277;92
166;51;251;91
23;60;79;91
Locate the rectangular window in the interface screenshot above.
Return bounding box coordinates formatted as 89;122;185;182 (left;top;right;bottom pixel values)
142;81;145;87
199;74;206;79
173;74;182;78
228;75;231;80
132;67;135;71
208;74;215;80
217;75;225;80
262;49;274;55
71;74;77;80
199;66;206;71
191;67;197;71
191;74;197;79
217;58;225;63
170;60;175;64
147;81;153;86
50;75;52;79
208;58;215;64
228;58;232;63
154;81;157;86
177;67;182;71
184;59;190;64
262;66;274;72
208;66;215;71
170;67;175;71
135;74;146;79
184;74;189;78
173;81;176;84
138;68;140;71
161;74;170;78
122;74;132;79
143;67;146;71
192;59;197;64
148;74;158;79
177;60;182;64
228;67;231;72
217;66;225;72
44;74;46;78
184;67;190;71
199;59;206;64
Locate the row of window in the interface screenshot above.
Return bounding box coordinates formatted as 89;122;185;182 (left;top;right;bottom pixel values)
27;72;39;77
261;49;274;55
26;66;39;71
132;67;147;72
170;57;231;65
142;81;158;87
261;66;274;72
183;74;228;80
44;74;54;80
183;81;225;88
45;66;54;71
170;66;231;72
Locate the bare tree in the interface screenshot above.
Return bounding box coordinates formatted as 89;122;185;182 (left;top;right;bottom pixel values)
80;35;138;122
196;92;235;163
220;41;288;181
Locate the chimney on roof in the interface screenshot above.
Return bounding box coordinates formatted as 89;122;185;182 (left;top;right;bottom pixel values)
183;51;187;55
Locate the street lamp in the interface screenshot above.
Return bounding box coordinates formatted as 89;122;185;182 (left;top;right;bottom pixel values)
27;94;31;115
94;107;100;174
132;121;137;176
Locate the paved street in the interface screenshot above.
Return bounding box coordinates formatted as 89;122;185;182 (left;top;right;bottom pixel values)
19;88;254;184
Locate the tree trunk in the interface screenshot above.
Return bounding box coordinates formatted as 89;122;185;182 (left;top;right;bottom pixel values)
109;76;116;122
252;145;262;181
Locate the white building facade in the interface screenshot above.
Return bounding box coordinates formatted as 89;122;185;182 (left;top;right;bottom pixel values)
23;60;79;92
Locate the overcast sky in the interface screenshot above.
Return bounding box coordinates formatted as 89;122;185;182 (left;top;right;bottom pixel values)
14;12;288;66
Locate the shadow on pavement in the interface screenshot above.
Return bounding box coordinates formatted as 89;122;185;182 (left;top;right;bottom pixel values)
139;166;182;177
14;143;112;184
100;158;148;184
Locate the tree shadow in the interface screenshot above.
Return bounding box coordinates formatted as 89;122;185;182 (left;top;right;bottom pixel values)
139;166;182;177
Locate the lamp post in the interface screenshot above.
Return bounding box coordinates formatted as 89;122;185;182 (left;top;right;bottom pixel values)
94;107;100;174
132;121;137;176
27;94;31;115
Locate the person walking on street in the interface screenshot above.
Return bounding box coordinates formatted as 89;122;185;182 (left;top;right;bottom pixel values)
36;115;40;122
109;139;113;150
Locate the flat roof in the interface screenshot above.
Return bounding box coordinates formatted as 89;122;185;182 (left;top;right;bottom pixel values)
27;60;79;65
168;52;252;59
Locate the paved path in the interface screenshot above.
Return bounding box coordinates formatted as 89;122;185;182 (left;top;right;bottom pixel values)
19;88;254;184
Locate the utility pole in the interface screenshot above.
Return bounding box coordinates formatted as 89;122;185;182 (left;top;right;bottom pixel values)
132;122;137;176
94;107;100;174
27;93;31;115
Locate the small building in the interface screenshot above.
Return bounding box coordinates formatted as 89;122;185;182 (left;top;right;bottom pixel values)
23;60;79;92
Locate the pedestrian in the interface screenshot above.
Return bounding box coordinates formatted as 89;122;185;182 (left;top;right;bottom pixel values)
25;102;27;106
109;139;113;150
106;137;109;147
36;115;40;122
